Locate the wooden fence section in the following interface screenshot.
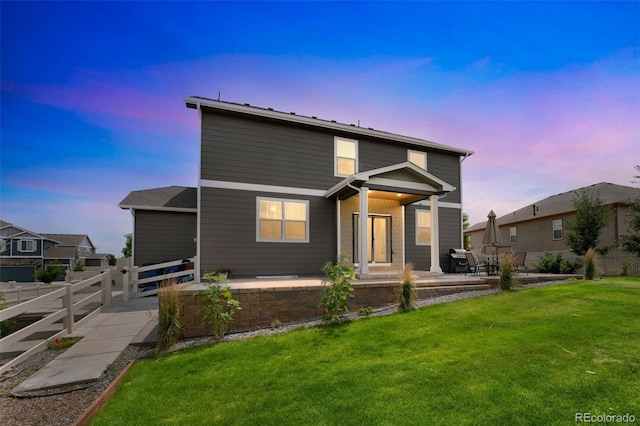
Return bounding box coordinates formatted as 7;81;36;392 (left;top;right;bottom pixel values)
0;270;112;375
122;257;195;300
526;249;639;276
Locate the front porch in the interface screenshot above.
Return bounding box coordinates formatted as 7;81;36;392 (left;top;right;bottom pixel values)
175;272;579;338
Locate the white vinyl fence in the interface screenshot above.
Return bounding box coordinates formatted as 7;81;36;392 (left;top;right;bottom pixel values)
0;270;112;375
122;257;195;300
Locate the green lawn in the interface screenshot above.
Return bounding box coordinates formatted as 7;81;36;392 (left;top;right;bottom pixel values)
91;278;640;425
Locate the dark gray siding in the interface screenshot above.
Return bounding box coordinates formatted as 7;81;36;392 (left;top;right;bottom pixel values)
134;210;197;266
0;266;37;282
200;109;462;199
200;187;336;277
9;239;43;257
405;205;462;272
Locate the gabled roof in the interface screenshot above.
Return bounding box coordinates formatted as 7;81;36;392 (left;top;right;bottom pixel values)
0;221;47;240
119;186;197;212
41;234;93;248
44;246;77;260
466;182;640;232
325;162;456;204
185;97;475;157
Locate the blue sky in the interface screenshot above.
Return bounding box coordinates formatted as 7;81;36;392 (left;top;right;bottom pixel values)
1;1;639;256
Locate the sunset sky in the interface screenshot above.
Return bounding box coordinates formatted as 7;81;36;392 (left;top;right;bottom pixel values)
1;1;639;255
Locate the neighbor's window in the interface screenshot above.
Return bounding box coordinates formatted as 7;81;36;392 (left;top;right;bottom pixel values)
19;239;35;252
416;210;432;245
408;150;427;170
257;197;309;243
335;137;358;176
552;219;563;240
510;226;517;244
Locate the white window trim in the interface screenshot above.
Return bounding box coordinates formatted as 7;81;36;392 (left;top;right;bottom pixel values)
552;219;563;241
415;209;432;246
408;149;427;170
334;136;358;177
256;197;310;243
19;239;36;252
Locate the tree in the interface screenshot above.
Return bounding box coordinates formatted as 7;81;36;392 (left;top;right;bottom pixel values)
565;190;611;256
107;254;117;266
463;212;471;250
621;197;640;256
122;236;132;258
36;261;64;283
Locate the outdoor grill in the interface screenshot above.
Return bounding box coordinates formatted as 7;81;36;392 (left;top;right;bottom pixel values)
448;248;469;273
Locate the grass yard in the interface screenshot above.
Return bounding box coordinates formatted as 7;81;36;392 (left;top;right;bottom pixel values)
91;278;640;425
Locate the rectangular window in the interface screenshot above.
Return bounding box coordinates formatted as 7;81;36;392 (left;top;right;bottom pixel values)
19;239;35;252
335;137;358;176
416;210;432;245
552;219;563;240
257;197;309;243
408;150;427;170
510;226;517;244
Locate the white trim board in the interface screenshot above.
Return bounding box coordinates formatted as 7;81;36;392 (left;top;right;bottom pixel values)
200;179;326;197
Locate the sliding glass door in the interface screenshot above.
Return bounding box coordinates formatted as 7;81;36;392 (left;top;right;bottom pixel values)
353;214;391;264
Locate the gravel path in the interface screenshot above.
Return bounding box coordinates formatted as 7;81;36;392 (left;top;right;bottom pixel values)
0;280;570;426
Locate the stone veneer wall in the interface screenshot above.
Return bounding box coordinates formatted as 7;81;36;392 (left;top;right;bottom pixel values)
172;282;401;338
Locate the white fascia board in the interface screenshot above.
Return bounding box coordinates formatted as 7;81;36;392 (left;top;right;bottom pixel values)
185;97;474;156
200;179;326;197
118;205;197;213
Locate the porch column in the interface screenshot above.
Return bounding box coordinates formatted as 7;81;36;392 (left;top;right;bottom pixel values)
430;195;442;273
359;187;369;278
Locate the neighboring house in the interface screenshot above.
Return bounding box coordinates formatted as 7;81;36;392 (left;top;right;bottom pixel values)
118;186;197;267
0;220;108;282
464;182;640;255
121;98;474;279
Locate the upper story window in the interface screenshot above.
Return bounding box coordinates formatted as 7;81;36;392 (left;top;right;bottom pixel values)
19;239;36;252
408;150;427;170
552;219;563;240
335;137;358;177
510;226;517;244
416;210;432;245
257;197;309;243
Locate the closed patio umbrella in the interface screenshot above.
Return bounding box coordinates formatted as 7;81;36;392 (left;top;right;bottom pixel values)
482;210;503;261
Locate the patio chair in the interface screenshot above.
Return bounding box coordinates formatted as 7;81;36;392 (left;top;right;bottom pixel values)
513;252;528;275
465;252;488;276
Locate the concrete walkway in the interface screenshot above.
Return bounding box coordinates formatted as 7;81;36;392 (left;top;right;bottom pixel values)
13;295;158;393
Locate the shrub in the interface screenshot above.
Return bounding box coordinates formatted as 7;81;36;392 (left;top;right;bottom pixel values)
271;319;282;329
47;336;82;350
35;261;64;283
357;307;373;317
535;253;582;274
584;247;599;280
158;280;183;349
499;254;519;290
398;263;417;310
0;292;18;338
73;261;85;272
199;272;241;339
318;255;355;321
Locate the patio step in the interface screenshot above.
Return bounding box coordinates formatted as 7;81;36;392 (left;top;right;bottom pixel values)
416;283;492;298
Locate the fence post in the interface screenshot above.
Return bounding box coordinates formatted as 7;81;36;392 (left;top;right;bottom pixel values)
63;283;74;334
122;267;130;302
102;270;112;307
130;266;139;299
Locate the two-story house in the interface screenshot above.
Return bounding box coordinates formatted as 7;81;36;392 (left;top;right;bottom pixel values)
464;182;640;256
0;220;106;282
121;98;473;279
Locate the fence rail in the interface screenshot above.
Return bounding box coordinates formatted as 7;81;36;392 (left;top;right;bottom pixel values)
122;257;195;300
0;270;112;375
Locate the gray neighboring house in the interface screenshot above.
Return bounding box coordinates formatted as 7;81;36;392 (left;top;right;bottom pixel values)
465;182;640;254
122;98;474;279
0;221;108;281
118;186;197;267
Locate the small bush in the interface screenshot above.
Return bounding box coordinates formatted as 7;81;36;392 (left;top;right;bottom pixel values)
47;336;82;350
158;280;182;349
499;254;519;290
199;272;241;339
535;253;582;274
73;261;85;272
0;292;18;338
584;247;599;280
318;255;355;321
398;263;417;310
357;307;373;317
271;319;282;329
35;261;64;283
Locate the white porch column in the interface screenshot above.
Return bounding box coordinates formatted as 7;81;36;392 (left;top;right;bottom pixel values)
359;187;369;278
430;195;442;273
